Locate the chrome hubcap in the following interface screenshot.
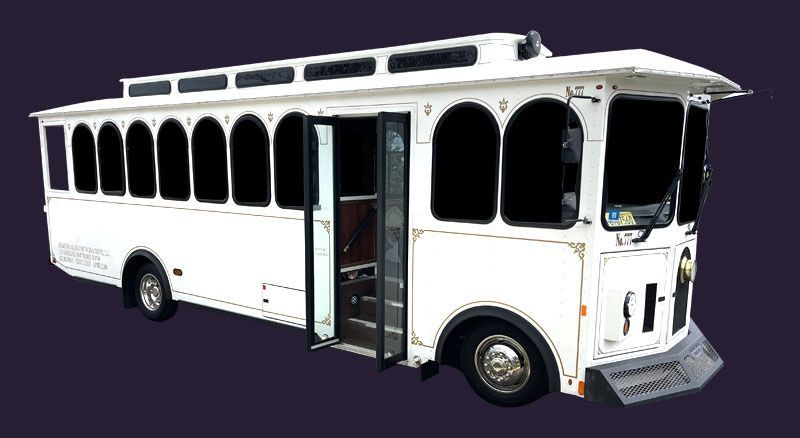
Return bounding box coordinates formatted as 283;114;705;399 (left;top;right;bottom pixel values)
139;274;162;312
474;335;531;393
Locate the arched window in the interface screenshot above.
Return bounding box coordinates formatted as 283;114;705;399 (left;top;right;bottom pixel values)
230;115;270;206
126;121;156;198
97;123;126;195
71;124;97;193
192;117;228;203
431;104;500;222
274;113;305;209
502;99;583;226
157;119;190;200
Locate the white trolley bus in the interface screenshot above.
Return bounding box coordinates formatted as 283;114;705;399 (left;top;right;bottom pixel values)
32;31;740;406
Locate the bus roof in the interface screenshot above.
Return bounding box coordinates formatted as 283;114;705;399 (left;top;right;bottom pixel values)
31;32;739;118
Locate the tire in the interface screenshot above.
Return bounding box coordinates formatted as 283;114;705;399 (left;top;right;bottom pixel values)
132;263;178;322
460;322;549;406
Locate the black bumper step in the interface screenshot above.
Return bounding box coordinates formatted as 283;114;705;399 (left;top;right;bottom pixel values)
585;320;722;407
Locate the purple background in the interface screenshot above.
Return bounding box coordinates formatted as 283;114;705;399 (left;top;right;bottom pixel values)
2;0;792;435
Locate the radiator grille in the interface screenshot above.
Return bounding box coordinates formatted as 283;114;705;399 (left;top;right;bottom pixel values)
609;361;690;398
683;340;720;379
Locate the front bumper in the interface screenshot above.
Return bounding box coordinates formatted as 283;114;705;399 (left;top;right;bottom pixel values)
585;320;722;407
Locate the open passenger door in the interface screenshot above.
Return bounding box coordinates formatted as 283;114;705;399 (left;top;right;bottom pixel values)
375;112;410;370
304;116;340;351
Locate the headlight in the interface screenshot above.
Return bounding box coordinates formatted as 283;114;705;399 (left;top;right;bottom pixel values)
680;256;696;283
623;291;637;318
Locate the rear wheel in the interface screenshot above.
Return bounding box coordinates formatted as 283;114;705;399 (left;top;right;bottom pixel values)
133;263;177;322
460;322;549;406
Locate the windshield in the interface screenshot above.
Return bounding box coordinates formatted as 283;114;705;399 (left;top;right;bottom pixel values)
603;96;685;229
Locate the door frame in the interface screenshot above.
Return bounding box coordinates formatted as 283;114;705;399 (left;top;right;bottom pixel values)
375;111;411;370
303;115;341;351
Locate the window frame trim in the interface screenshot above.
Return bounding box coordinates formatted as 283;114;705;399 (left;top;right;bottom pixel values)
230;114;272;207
429;102;501;225
40;121;70;193
97;121;127;196
499;97;584;230
676;102;709;226
125;120;158;199
273;111;306;210
191;116;230;204
70;123;98;194
600;93;687;232
157;118;192;201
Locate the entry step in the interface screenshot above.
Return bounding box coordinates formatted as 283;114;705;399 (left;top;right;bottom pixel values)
347;316;403;334
361;295;404;308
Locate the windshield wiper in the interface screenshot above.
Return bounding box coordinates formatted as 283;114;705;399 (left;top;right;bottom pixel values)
686;166;713;235
633;169;682;243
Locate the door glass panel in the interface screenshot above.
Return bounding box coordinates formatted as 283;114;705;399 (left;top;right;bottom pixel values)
377;113;409;368
305;119;338;349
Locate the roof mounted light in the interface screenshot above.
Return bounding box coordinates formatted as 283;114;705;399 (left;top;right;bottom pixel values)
518;30;542;60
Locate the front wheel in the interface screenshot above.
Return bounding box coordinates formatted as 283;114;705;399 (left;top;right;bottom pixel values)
460;322;549;406
133;264;177;322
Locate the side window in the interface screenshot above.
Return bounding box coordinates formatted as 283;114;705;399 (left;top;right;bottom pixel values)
126;121;156;198
431;104;499;222
157;119;190;200
678;105;709;224
192;117;228;203
502;100;582;225
71;125;97;193
274;113;304;209
97;123;126;195
230;115;270;206
44;125;69;190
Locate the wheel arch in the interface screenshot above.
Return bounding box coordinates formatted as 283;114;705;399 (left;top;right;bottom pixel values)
120;247;171;309
434;306;561;393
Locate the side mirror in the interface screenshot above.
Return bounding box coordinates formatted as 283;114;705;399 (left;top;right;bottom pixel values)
561;128;582;164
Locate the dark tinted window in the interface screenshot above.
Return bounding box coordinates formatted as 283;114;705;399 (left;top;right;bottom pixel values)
157;120;190;200
388;46;477;73
45;126;68;190
678;105;709;224
231;115;270;206
304;58;376;81
71;125;97;193
502;100;582;225
97;123;125;195
178;75;227;93
192;118;228;203
432;105;499;222
340;118;376;196
126;121;156;198
236;68;294;88
129;81;171;97
274;113;304;208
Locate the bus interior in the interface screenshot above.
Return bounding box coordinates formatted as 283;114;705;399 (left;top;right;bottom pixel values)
337;116;381;350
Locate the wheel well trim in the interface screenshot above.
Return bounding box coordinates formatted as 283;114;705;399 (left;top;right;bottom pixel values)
433;305;562;393
121;247;173;306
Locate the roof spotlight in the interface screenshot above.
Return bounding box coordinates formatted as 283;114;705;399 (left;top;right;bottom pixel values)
518;30;542;60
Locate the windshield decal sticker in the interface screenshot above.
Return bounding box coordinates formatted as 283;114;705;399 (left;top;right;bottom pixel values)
605;210;636;227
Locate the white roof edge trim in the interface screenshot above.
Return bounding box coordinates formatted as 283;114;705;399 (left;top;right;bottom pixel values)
31;48;740;118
